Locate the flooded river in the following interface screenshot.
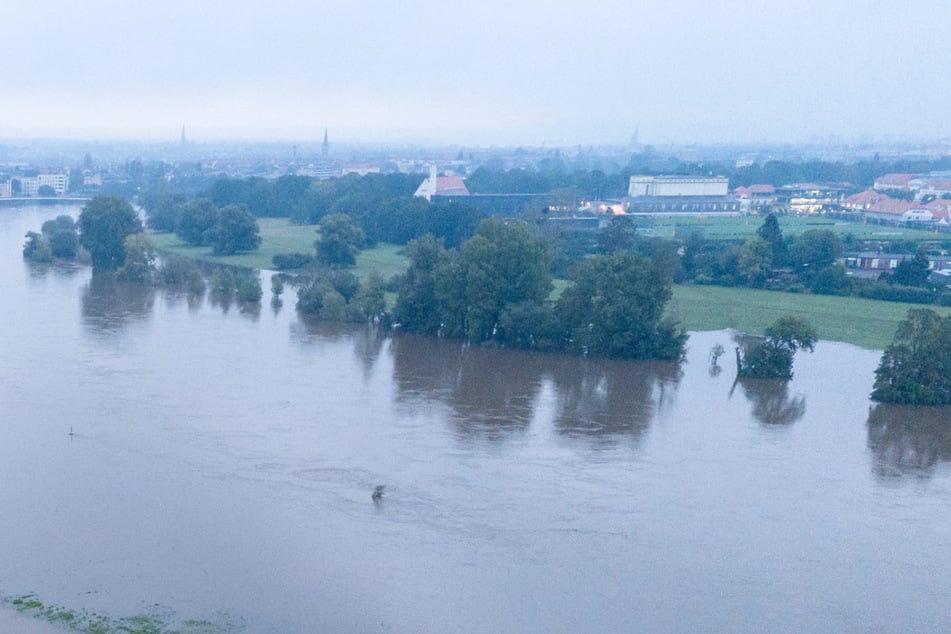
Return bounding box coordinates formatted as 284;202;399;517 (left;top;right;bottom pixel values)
2;205;950;632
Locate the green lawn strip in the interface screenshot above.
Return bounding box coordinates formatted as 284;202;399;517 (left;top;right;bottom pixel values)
637;214;939;242
668;284;950;349
352;243;408;281
150;218;408;282
150;218;319;270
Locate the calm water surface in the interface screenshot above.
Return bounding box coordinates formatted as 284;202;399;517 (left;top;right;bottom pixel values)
2;205;951;633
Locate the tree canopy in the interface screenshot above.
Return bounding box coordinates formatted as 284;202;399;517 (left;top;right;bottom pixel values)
556;252;686;359
441;218;551;343
316;213;364;266
78;196;143;270
175;198;218;246
738;316;818;379
872;309;951;405
212;204;261;255
394;220;684;359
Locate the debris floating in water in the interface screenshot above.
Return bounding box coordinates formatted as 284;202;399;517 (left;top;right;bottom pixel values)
372;485;385;502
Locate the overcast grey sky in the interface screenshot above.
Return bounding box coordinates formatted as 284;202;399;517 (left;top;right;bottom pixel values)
2;0;949;145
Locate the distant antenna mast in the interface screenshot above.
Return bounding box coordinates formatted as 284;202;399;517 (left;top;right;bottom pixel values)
322;128;329;157
180;125;187;145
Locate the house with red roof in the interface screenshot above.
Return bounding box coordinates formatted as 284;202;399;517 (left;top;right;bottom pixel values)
873;173;916;191
844;189;950;225
414;165;470;202
733;184;776;212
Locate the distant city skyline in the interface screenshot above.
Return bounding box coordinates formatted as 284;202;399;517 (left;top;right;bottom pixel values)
2;1;950;146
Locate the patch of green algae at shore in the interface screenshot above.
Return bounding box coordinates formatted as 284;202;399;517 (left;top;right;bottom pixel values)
5;593;232;634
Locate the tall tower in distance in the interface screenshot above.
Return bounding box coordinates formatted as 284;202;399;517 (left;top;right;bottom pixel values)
180;125;187;146
322;128;329;157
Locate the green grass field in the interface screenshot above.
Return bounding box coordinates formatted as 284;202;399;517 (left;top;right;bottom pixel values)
636;214;941;243
150;218;408;281
150;218;320;270
668;284;949;349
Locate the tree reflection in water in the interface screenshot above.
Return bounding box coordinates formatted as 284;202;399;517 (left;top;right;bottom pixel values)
867;404;951;479
548;358;681;443
81;270;156;333
391;334;545;440
207;292;261;321
737;378;807;426
25;259;83;281
391;333;682;444
351;323;388;382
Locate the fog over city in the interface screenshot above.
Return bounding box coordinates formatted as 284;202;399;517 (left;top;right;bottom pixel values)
3;0;949;145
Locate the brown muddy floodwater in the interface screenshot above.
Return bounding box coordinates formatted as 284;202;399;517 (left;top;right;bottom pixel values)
2;205;951;633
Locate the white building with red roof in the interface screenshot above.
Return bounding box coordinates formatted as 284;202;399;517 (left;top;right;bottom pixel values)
844;189;950;224
414;165;470;202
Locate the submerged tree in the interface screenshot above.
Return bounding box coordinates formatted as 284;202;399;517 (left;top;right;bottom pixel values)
78;196;143;270
443;218;552;344
556;252;686;360
394;234;449;335
23;231;53;262
42;215;79;258
737;316;817;380
116;233;157;283
871;309;951;405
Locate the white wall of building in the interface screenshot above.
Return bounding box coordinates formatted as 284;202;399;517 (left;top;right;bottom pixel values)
628;176;729;197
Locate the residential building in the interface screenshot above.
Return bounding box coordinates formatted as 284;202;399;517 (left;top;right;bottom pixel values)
734;184;776;212
775;183;843;214
842;189;950;225
38;173;69;194
873;173;916;192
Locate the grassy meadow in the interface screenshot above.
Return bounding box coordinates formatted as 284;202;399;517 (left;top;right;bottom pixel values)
636;213;941;242
668;284;949;350
150;218;408;281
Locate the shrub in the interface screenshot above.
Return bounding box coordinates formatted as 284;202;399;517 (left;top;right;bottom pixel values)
856;282;934;305
235;273;263;303
23;231;53;262
272;252;314;270
159;255;205;293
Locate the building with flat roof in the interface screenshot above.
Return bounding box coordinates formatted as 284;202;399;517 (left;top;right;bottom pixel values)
625;175;737;215
628;175;729;197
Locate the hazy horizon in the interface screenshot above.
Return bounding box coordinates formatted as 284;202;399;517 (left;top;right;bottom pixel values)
3;1;950;147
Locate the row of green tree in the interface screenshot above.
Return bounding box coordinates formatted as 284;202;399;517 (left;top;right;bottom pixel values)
292;217;685;360
675;213;951;306
144;175;483;251
392;219;686;359
22;197;265;303
142;195;262;255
